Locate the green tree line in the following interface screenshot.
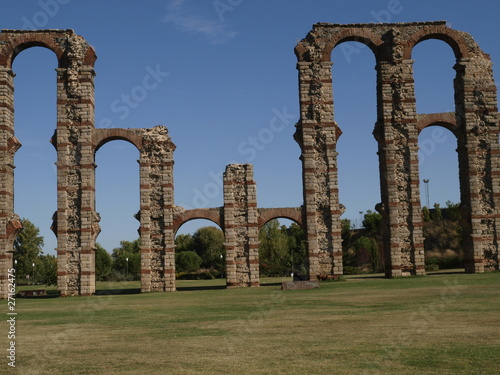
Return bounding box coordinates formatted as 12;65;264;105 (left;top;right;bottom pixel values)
13;218;56;285
342;201;464;274
16;204;464;285
173;221;308;279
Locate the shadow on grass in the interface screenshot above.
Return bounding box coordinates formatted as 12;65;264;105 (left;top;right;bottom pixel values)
259;282;287;287
344;274;386;280
95;288;141;295
176;285;227;292
427;269;466;276
16;289;60;298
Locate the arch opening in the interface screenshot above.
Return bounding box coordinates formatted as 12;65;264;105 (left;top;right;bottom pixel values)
412;39;456;114
95;139;140;283
12;47;58;288
409;30;467;61
258;218;306;281
175;219;226;286
418;125;464;272
331;41;379;229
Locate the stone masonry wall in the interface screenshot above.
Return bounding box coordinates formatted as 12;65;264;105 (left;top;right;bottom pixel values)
223;164;260;287
0;30;98;298
139;125;176;292
295;21;500;276
0;22;498;298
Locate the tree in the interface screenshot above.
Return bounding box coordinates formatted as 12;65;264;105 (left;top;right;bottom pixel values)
445;200;461;221
422;206;431;222
175;233;194;252
341;219;352;250
176;251;202;273
432;203;443;221
259;219;291;277
95;243;113;281
38;254;57;286
353;236;380;273
14;218;44;283
424;221;462;252
112;239;140;280
362;210;382;234
422;201;463;269
191;227;225;274
284;222;307;277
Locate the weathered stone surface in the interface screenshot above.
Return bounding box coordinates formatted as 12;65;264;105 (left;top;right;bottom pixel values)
295;21;500;277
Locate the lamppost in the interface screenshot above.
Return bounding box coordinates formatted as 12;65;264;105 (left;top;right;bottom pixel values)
423;179;430;208
32;262;35;286
359;211;363;229
220;254;224;278
125;257;129;278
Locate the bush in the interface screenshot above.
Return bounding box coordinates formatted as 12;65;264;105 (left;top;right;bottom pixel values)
425;250;464;271
439;253;464;269
425;263;439;272
343;266;368;275
175;251;202;273
95;244;113;281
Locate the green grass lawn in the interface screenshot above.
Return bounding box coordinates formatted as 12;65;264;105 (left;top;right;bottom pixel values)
3;271;500;374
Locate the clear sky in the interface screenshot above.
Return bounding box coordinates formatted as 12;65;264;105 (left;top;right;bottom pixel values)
1;0;499;254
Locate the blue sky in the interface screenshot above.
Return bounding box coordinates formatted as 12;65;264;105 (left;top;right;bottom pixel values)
1;0;499;254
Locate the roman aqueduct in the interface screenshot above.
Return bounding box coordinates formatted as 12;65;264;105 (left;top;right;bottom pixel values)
0;21;499;298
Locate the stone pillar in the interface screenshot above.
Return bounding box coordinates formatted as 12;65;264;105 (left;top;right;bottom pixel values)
295;57;343;279
139;126;176;292
0;67;21;298
454;56;500;272
223;164;259;287
53;36;97;296
375;38;424;276
138;156;152;293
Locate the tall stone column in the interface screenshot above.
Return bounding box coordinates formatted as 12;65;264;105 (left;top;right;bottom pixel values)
0;67;22;298
139;126;176;292
295;57;343;279
375;39;424;276
454;56;500;272
53;36;97;296
223;164;259;287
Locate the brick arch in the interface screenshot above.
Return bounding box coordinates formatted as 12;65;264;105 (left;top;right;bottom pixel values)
0;30;95;68
173;208;223;235
93;128;143;153
0;34;63;67
416;112;458;134
295;27;383;62
257;207;303;230
405;25;472;60
326;30;383;61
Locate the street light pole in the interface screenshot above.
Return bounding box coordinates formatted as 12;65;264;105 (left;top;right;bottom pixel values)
32;262;35;286
126;257;129;278
423;179;430;208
